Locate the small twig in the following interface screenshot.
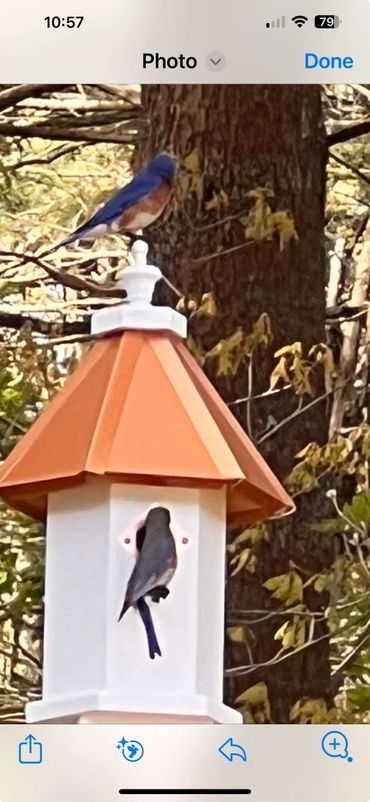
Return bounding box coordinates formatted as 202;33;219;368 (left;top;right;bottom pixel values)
11;144;85;171
328;489;366;539
33;333;94;347
329;151;370;189
246;355;253;436
352;84;370;103
183;207;248;233
228;608;325;625
192;239;256;264
257;374;356;445
332;188;370;209
257;393;327;444
336;592;370;611
332;621;370;676
225;618;365;677
228;384;292;406
161;274;183;298
11;641;41;669
0;415;27;434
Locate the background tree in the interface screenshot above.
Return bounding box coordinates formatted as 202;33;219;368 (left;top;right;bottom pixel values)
137;85;333;722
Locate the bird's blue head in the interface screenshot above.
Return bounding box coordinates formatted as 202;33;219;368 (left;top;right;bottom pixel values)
151;152;177;184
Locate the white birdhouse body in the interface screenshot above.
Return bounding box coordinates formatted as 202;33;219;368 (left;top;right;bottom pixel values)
26;481;241;723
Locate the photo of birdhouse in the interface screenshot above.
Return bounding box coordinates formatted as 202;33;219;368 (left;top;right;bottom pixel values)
0;82;367;728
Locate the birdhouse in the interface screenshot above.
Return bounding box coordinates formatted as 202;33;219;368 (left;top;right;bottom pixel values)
0;241;294;724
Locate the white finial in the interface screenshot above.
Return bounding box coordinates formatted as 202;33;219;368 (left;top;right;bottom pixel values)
91;239;187;339
116;241;161;307
131;238;149;268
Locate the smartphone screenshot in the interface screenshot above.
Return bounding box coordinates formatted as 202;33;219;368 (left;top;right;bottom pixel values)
0;1;369;799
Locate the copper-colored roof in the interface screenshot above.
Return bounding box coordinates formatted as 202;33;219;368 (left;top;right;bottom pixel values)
0;330;294;524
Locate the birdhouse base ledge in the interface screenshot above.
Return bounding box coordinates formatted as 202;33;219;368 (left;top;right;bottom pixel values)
25;693;242;724
91;304;187;338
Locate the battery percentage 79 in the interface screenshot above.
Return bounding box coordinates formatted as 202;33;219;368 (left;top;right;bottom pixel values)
314;15;342;28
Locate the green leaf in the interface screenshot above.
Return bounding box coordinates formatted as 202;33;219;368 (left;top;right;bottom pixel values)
235;681;270;712
274;618;306;648
263;571;303;606
347;685;370;714
227;626;247;645
310;518;347;535
350;493;370;525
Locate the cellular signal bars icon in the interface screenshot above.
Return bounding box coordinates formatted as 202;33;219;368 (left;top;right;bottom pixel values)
266;16;286;28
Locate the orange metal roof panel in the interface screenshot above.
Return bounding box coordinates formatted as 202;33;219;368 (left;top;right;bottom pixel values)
173;338;294;520
0;329;294;524
106;336;243;479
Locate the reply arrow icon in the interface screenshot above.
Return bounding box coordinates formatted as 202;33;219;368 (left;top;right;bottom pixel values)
218;738;247;763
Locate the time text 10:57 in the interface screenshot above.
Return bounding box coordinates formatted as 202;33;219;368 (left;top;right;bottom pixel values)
44;16;84;28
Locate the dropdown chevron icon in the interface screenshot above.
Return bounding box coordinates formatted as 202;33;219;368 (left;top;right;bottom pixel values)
206;51;226;71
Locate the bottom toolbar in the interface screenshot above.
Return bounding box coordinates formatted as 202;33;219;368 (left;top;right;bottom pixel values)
0;725;368;801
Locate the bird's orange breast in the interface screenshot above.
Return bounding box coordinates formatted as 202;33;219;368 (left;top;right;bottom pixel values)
118;181;173;232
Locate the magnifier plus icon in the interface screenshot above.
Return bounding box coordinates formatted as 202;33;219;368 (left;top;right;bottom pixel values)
321;731;353;763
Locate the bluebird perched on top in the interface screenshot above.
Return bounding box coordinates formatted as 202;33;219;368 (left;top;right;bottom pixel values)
118;506;177;659
60;152;177;247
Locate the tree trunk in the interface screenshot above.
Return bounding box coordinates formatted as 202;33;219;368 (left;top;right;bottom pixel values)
138;85;332;722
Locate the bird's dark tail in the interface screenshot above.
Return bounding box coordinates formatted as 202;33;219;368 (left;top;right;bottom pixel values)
118;599;129;622
136;598;162;659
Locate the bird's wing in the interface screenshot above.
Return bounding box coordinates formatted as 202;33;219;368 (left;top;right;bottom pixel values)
72;164;165;237
125;528;177;604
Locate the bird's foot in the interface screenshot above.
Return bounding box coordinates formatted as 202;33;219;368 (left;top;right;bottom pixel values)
149;585;170;603
149;644;162;659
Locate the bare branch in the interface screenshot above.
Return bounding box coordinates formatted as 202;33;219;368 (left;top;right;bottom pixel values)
0;309;89;336
0;250;125;298
225;617;368;678
352;84;370;103
332;621;370;677
0;122;140;145
257;373;359;446
192;239;256;264
329;151;370;189
328;118;370;146
0;84;65;112
11;144;87;170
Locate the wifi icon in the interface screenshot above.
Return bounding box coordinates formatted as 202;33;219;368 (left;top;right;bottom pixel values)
292;15;309;27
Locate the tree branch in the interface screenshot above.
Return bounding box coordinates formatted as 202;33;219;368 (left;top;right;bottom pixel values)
0;122;140;145
328;118;370;146
11;144;86;170
0;250;125;298
225;617;367;678
332;621;370;677
0;84;66;112
329;151;370;189
0;310;89;336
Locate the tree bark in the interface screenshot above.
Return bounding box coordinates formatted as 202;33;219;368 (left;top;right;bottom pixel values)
138;85;332;722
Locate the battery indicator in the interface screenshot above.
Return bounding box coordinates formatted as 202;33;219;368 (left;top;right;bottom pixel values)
315;15;342;28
